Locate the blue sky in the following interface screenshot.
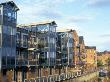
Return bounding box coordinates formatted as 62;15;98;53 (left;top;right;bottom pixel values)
1;0;110;51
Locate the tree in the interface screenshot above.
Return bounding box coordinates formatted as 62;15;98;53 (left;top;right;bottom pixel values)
106;57;110;79
106;57;110;66
97;60;103;67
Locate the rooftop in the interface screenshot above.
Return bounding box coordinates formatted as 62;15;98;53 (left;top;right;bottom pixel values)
85;46;96;50
17;21;57;27
56;29;75;32
0;1;19;11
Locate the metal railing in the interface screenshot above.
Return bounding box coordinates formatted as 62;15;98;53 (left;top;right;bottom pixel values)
24;70;82;82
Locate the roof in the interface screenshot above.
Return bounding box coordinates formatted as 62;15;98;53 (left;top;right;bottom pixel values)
56;29;75;32
85;46;96;50
17;21;57;27
56;29;71;32
0;1;19;11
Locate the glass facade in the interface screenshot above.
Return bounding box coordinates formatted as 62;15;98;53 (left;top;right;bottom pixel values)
16;27;28;66
0;5;3;70
26;22;57;67
56;31;73;67
28;26;38;66
2;11;16;68
0;1;19;70
68;33;74;66
16;22;57;74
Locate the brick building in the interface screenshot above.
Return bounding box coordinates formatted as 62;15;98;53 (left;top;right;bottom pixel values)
85;46;97;69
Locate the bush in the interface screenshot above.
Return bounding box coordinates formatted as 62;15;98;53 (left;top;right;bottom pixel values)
97;60;103;67
106;57;110;66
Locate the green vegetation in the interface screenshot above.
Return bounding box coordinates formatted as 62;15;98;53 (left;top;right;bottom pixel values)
97;60;103;67
106;57;110;66
106;57;110;79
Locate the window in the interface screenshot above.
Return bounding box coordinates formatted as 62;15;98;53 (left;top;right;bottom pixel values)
22;33;28;47
8;12;11;17
37;25;48;32
49;25;56;32
2;56;6;65
12;12;15;19
11;27;16;35
16;32;20;41
50;38;55;43
0;25;1;33
0;9;1;15
68;43;73;47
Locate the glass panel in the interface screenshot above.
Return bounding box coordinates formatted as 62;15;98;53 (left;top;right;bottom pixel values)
11;57;15;65
23;34;28;47
21;33;28;48
0;9;1;15
2;56;6;65
37;25;49;32
8;12;11;17
0;25;1;33
11;27;16;35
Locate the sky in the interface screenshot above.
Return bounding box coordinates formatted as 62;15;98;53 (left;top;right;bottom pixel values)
1;0;110;51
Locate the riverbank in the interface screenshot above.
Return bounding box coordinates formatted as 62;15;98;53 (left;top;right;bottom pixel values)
63;71;99;82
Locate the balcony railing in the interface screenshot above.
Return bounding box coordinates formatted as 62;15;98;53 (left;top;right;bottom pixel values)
24;70;82;82
28;60;37;66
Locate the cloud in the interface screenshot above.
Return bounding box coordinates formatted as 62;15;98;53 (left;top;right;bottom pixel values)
14;0;67;24
98;40;110;51
56;20;79;31
84;33;110;51
15;0;78;24
68;16;93;22
38;9;63;20
88;0;110;7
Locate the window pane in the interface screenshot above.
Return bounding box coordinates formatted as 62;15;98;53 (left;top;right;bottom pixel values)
0;25;1;33
0;9;1;15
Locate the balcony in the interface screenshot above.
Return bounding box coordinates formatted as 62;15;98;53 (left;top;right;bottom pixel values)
28;60;37;66
28;42;36;48
16;40;20;48
21;41;28;48
16;60;28;66
24;70;82;82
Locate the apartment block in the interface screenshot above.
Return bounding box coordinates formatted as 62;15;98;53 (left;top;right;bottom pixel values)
85;46;97;69
56;29;74;74
71;30;79;68
0;1;19;81
78;36;86;68
0;1;97;82
16;21;57;81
